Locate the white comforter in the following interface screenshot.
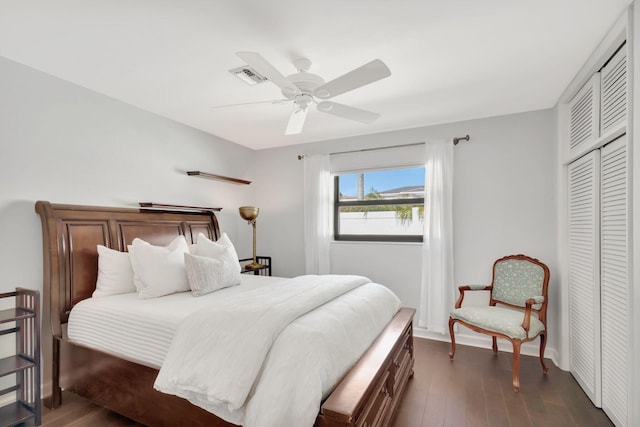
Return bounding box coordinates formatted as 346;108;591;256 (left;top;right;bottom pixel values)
154;274;401;427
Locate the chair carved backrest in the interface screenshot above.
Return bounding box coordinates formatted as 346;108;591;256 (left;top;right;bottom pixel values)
490;255;549;322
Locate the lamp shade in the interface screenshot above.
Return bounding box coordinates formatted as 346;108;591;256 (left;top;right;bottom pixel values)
239;206;259;221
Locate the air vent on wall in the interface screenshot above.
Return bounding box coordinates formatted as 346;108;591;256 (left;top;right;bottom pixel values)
229;66;268;85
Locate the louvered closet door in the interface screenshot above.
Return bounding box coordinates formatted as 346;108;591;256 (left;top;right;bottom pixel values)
600;45;627;139
568;150;601;406
568;74;600;158
600;135;629;427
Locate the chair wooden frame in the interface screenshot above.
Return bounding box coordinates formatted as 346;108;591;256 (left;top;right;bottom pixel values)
448;254;550;391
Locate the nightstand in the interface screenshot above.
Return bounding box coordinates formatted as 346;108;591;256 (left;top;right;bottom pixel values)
240;256;272;276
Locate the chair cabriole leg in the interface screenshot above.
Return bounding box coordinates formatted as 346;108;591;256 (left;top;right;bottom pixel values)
492;336;498;354
448;317;456;360
539;332;549;374
512;340;521;392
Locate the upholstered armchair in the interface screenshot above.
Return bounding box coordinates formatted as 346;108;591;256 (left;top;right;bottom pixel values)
448;254;550;391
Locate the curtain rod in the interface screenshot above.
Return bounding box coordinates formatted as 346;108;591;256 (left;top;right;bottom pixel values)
297;135;470;159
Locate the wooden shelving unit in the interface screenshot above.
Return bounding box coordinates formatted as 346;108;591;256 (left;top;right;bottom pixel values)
0;288;40;426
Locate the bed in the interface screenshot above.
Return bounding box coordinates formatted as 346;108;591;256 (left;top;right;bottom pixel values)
36;201;415;427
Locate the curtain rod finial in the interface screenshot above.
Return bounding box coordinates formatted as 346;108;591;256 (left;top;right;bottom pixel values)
453;134;470;145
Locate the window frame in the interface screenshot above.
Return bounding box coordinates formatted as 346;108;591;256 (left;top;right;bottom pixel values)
333;174;425;243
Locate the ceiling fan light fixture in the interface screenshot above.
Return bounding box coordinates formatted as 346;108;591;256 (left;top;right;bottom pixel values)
294;94;313;111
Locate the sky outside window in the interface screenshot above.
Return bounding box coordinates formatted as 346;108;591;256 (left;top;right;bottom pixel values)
338;167;425;197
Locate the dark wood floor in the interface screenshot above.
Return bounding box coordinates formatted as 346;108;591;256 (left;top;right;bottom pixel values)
392;338;613;427
39;338;612;427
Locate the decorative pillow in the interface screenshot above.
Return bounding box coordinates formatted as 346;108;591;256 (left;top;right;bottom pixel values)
188;243;198;255
184;252;241;296
93;245;136;297
129;235;190;299
196;232;241;273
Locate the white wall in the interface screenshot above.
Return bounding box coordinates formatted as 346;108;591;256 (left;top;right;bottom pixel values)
0;57;259;397
0;56;258;299
254;109;558;361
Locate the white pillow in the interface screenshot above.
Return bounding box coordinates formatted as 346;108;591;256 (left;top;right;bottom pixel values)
93;245;136;297
196;232;241;273
129;235;190;299
188;243;198;255
184;252;241;296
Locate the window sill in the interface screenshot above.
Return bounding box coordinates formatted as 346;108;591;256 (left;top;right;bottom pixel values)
331;240;423;247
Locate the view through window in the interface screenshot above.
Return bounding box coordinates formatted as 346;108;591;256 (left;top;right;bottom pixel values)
334;166;425;242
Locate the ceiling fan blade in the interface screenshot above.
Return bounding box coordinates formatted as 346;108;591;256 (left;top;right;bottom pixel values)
285;106;309;135
316;101;380;124
211;99;288;109
313;59;391;99
236;52;300;97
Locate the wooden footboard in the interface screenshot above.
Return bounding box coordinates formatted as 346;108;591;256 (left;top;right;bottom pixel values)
56;336;238;427
318;307;415;427
53;307;414;427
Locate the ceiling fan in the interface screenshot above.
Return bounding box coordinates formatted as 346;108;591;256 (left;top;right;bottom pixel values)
224;52;391;135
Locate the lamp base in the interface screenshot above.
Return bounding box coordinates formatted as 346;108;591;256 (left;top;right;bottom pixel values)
244;262;265;270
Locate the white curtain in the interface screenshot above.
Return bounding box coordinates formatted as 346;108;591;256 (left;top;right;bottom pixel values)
418;140;455;334
303;154;332;274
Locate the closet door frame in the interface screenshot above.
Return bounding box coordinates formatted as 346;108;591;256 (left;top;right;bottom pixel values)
555;11;633;426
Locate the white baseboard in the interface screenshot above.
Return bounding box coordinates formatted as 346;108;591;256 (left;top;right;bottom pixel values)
413;327;562;369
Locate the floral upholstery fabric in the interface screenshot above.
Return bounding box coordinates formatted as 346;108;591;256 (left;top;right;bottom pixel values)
450;306;545;340
492;259;545;308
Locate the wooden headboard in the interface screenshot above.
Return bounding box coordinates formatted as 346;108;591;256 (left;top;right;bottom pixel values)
35;201;220;339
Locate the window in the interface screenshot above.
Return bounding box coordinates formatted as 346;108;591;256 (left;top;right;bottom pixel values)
334;166;425;242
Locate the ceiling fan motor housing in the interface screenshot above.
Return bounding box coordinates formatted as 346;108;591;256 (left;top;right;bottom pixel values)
282;71;325;99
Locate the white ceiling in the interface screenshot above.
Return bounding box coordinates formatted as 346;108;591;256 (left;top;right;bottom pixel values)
0;1;632;150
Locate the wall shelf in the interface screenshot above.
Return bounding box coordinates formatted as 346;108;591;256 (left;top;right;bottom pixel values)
138;203;222;212
187;171;251;185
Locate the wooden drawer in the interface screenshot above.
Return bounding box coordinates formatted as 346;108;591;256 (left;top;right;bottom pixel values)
393;347;412;396
391;326;413;397
355;370;392;427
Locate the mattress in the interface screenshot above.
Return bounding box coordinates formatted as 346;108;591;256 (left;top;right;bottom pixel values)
67;274;284;368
